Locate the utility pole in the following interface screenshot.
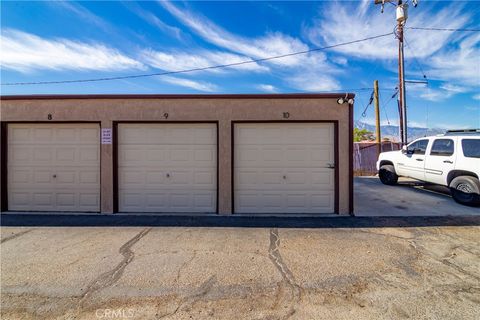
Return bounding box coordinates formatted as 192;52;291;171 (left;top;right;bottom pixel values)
373;80;382;154
374;0;418;145
397;6;408;145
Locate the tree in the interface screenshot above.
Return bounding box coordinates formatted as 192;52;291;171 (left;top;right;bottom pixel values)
354;128;375;142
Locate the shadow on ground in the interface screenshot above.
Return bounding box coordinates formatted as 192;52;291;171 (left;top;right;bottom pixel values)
1;213;480;229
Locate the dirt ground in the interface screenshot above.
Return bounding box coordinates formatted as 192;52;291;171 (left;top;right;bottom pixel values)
1;225;479;320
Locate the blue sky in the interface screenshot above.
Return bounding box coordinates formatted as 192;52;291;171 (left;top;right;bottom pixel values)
1;1;479;130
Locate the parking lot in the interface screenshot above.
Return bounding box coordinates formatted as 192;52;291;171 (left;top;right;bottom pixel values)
355;176;480;216
1;223;480;320
1;176;479;319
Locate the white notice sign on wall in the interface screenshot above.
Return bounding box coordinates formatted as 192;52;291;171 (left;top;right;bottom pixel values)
101;128;112;144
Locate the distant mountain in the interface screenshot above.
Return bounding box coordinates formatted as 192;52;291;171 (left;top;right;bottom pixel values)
354;120;445;142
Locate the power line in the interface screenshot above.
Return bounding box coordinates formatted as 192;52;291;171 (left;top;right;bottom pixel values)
1;32;394;86
380;89;399;125
403;36;427;80
406;27;480;32
361;90;375;117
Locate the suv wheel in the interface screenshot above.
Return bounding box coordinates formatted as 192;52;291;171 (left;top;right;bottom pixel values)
379;165;398;185
449;176;480;206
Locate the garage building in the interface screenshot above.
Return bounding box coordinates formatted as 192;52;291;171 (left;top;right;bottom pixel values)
0;94;353;215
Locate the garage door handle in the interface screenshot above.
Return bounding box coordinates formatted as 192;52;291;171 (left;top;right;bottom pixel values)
166;173;170;178
52;174;57;178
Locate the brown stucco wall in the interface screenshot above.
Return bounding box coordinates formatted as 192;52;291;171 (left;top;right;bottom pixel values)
0;95;353;215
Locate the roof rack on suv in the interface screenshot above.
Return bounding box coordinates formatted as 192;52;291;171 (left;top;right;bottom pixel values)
444;129;480;136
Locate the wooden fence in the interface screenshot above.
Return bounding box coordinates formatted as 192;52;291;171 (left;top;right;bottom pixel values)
354;142;402;176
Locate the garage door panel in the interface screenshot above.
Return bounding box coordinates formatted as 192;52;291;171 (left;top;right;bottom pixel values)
285;147;308;161
34;148;53;161
235;191;334;213
10;192;30;208
119;191;215;213
311;170;335;187
10;169;31;184
145;171;167;184
57;128;77;141
311;147;333;162
33;193;53;206
79;171;100;184
79;147;100;161
7;123;100;212
55;148;76;161
237;148;332;168
56;193;76;207
78;193;100;208
145;194;168;208
121;193;144;210
236;168;334;191
194;171;215;185
9;147;30;162
9;127;31;141
121;170;147;185
146;148;166;161
120;145;215;167
234;123;335;214
311;193;334;211
118;123;217;212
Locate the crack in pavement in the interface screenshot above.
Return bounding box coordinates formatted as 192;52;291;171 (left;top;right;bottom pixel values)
268;228;302;320
174;251;197;284
80;228;152;304
440;258;480;282
158;275;217;319
1;229;34;244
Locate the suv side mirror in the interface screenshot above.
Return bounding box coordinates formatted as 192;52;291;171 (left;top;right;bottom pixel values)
401;145;407;154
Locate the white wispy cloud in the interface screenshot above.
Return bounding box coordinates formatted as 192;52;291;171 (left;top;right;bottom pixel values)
0;29;144;72
257;84;277;92
473;94;480;101
122;1;188;42
305;1;471;60
141;49;268;72
419;89;448;102
439;84;468;94
426;33;480;87
413;80;476;102
160;76;217;92
289;73;341;92
54;1;112;33
159;1;308;67
158;1;342;91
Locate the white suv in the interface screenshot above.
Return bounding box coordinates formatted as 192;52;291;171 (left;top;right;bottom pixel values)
376;130;480;206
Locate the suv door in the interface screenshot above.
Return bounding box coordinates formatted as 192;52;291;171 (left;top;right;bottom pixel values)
424;138;456;186
396;139;429;180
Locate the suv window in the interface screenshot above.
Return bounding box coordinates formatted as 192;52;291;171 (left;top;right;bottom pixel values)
430;139;454;156
407;139;429;155
462;139;480;158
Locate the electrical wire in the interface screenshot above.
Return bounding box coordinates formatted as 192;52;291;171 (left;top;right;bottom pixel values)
1;32;394;86
361;90;375;117
403;36;428;80
406;27;480;32
381;89;399;125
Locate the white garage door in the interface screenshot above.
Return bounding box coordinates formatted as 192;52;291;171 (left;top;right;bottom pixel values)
118;123;217;213
234;123;335;214
7;123;100;212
